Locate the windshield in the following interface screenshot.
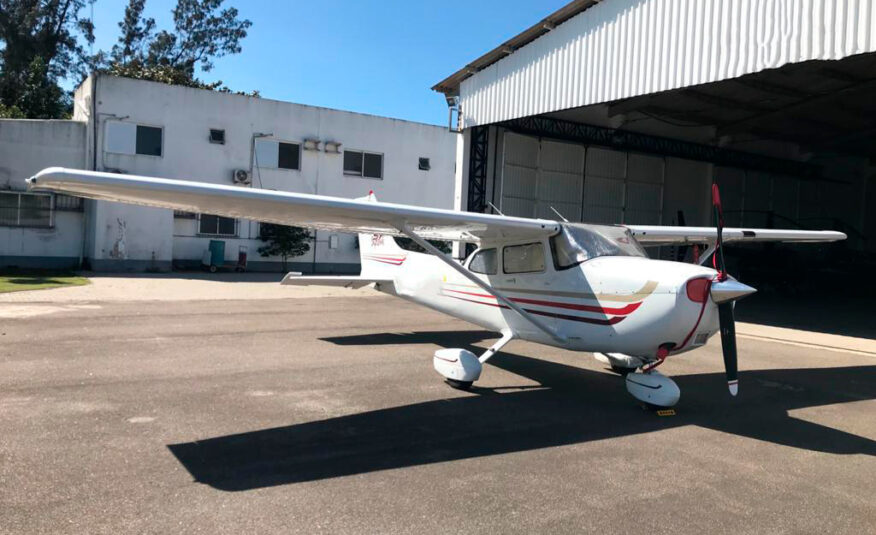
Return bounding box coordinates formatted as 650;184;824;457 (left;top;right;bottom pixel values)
550;224;647;270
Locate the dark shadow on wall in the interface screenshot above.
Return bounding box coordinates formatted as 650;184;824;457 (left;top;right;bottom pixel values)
168;340;876;492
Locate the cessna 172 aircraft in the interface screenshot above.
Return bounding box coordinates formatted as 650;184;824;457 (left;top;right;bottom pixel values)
28;167;846;408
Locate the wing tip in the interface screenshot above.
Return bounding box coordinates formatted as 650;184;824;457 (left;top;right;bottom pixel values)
27;167;69;191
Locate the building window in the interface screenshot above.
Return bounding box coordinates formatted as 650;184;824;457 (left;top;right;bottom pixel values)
0;192;53;228
136;125;162;156
503;243;545;274
173;210;197;219
209;129;225;144
254;138;300;170
105;121;163;156
344;150;383;179
278;142;300;170
418;157;431;171
198;214;236;236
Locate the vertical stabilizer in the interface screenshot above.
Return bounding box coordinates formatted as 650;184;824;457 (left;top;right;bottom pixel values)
356;191;408;277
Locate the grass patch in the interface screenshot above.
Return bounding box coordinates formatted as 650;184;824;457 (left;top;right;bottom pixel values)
0;271;90;294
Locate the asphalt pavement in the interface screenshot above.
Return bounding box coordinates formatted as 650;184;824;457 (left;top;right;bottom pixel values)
1;296;873;534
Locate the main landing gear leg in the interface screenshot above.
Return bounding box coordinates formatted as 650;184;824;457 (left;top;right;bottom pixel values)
434;329;515;390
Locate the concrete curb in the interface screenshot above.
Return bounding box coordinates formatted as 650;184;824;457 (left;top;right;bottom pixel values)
737;322;876;357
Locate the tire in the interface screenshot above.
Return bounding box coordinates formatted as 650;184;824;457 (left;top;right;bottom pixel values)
209;265;217;273
446;379;473;390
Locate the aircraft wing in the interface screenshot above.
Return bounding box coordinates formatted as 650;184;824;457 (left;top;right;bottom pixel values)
625;225;846;245
27;168;560;243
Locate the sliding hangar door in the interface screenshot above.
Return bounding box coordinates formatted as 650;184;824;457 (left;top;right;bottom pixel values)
494;130;817;233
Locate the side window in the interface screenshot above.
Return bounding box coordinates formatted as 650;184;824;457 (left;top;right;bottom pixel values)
198;214;237;236
469;248;497;275
503;242;545;274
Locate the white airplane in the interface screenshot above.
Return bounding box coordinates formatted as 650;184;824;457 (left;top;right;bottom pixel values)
28;167;846;408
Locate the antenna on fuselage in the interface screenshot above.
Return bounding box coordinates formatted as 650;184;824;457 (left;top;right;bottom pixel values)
487;202;505;216
549;206;570;222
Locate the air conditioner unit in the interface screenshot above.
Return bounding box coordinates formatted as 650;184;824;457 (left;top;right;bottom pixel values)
232;169;251;185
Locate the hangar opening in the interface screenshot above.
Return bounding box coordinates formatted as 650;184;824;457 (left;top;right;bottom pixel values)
435;0;876;323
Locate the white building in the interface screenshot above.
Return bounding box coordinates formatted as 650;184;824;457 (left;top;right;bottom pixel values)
0;74;457;271
435;0;875;260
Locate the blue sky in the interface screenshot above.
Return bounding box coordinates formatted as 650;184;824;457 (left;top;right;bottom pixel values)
86;0;570;125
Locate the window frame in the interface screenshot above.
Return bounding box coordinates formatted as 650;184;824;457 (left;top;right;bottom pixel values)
502;242;547;275
467;248;498;275
197;213;238;237
343;149;384;180
0;191;54;228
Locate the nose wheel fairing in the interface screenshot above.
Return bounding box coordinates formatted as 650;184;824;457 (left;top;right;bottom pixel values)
625;370;681;407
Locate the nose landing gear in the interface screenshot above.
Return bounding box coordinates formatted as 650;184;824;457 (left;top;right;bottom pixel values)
594;350;681;408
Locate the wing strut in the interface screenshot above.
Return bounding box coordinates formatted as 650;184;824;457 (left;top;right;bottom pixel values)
397;224;566;345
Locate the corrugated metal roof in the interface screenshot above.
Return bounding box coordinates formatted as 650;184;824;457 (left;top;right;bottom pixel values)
442;0;876;128
431;0;602;95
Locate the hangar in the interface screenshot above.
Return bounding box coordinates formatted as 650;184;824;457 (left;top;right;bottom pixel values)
434;0;875;282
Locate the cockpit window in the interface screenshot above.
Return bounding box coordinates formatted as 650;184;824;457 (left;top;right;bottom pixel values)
469;248;497;275
550;224;646;270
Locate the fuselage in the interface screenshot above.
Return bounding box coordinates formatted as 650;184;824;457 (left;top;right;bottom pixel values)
378;242;721;360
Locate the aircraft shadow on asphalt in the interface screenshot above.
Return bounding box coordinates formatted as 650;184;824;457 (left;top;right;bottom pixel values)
168;331;876;492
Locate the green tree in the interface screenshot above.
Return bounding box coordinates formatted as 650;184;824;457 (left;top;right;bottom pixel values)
0;0;95;118
98;0;252;92
396;237;452;254
0;0;253;118
258;224;312;271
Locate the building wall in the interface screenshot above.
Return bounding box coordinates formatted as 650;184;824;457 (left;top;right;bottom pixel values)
0;120;87;268
84;75;457;271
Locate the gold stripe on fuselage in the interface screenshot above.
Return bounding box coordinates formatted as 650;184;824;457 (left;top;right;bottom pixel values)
444;280;659;302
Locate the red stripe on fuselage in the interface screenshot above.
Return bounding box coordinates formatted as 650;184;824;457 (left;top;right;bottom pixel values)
364;255;407;261
444;293;627;325
443;288;641;315
366;258;405;265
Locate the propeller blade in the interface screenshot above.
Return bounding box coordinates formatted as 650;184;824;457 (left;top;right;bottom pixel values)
711;183;727;279
717;301;738;396
713;183;738;395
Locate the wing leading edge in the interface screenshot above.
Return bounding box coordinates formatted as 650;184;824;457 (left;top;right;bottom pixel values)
626;225;846;245
28;168;845;246
27;168;560;243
